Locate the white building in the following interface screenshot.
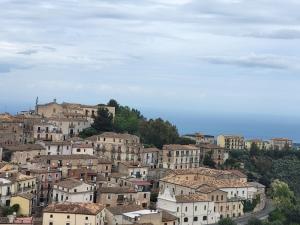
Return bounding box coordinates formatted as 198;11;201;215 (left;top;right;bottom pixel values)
38;141;72;155
52;178;95;203
72;143;94;155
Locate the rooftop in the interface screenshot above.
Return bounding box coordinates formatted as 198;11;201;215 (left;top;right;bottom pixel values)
44;202;105;215
163;144;199;151
4;144;45;152
107;204;143;215
98;187;136;194
175;194;209;203
55;178;88;189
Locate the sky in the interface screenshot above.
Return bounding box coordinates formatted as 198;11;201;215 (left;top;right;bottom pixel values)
1;0;300;140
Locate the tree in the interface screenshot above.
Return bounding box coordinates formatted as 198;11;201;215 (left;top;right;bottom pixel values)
250;142;259;156
79;127;98;138
270;180;295;210
203;151;216;168
107;99;120;112
218;218;237;225
247;217;263;225
92;107;113;132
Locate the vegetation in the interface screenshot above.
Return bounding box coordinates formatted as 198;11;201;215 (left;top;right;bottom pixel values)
2;204;20;216
80;99;195;148
203;151;216;168
242;195;260;213
218;218;237;225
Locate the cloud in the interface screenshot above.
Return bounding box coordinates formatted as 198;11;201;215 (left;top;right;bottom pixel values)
199;54;297;70
17;49;38;55
245;28;300;39
0;63;31;73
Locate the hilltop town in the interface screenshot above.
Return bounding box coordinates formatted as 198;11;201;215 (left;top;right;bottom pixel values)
0;100;296;225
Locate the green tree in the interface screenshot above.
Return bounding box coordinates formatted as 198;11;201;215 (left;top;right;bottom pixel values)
218;218;237;225
250;142;259;156
247;217;263;225
79;127;98;138
203;151;216;168
92;107;113;132
107;99;120;111
270;180;295;210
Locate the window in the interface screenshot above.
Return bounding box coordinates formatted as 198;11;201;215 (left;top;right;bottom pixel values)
203;216;207;221
221;195;224;201
76;149;80;152
144;193;147;198
85;217;88;220
204;205;207;210
49;223;53;225
66;223;70;225
50;215;53;218
195;206;197;211
193;217;198;221
74;189;77;192
177;207;179;212
184;217;188;222
185;206;187;212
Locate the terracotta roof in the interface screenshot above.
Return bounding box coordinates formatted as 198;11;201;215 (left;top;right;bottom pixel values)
15;193;35;200
44;202;105;215
163;144;199;151
141;148;160;153
162;211;178;222
99;187;136;194
4;144;45;151
34;154;98;160
89;132;139;140
175;194;209;203
55;178;87;189
107;204;143;215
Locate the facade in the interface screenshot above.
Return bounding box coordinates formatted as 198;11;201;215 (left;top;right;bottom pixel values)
140;147;160;168
195;133;215;145
217;135;245;150
30;154;112;178
0;114;24;146
118;162;149;179
105;204;143;225
199;144;229;166
245;139;270;150
72;143;94;155
52;178;95;203
161;145;201;170
33;122;64;142
42;202;105;225
10;193;35;216
158;168;265;224
270;138;293;150
38;141;72;155
36;101;115;119
88;132;142;164
2;144;46;165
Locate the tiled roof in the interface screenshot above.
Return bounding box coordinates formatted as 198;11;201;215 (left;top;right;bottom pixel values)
175;194;208;203
98;187;136;194
55;178;87;189
163;144;199;151
107;204;143;215
44;202;105;215
15;193;35;200
161;211;178;222
141;148;160;153
4;144;45;151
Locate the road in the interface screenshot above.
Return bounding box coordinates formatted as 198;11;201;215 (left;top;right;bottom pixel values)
234;199;274;225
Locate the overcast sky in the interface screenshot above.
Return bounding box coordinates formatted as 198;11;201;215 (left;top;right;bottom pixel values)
1;0;300;136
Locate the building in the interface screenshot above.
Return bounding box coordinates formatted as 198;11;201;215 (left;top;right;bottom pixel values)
33;121;64;142
161;145;201;170
38;141;72;155
245;139;270;150
87;132;142;164
105;204;143;225
140;147;160;169
30;154;112;178
36;101;115;119
52;178;95;203
42;202;105;225
195;133;215;145
199;144;229;166
10;193;35;216
217;135;245;150
157;167;265;224
0;114;24;146
72;143;94;155
118;162;149;179
2;144;46;165
269;138;293;150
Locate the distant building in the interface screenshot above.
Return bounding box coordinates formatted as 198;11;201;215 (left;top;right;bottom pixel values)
270;138;293;150
36;101;115;119
199;143;229;166
161;145;201;169
245;139;270;150
87;132;142;164
195;133;215;145
217;135;245;150
140;147;160;169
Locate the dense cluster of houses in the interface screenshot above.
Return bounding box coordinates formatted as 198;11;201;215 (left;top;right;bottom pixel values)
0;100;289;225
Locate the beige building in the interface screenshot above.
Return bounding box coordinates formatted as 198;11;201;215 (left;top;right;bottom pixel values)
52;178;95;203
43;202;105;225
88;132;142;164
2;144;46;165
118;162;149;179
72;143;94;155
33;122;64;142
217;135;245;150
10;193;35;216
270;138;293;150
195;133;215;145
140;147;160;169
161;145;201;169
30;154;112;178
97;187;150;208
245;139;270;150
199;144;229;166
0;114;24;146
36;101;115;119
158;167;265;223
